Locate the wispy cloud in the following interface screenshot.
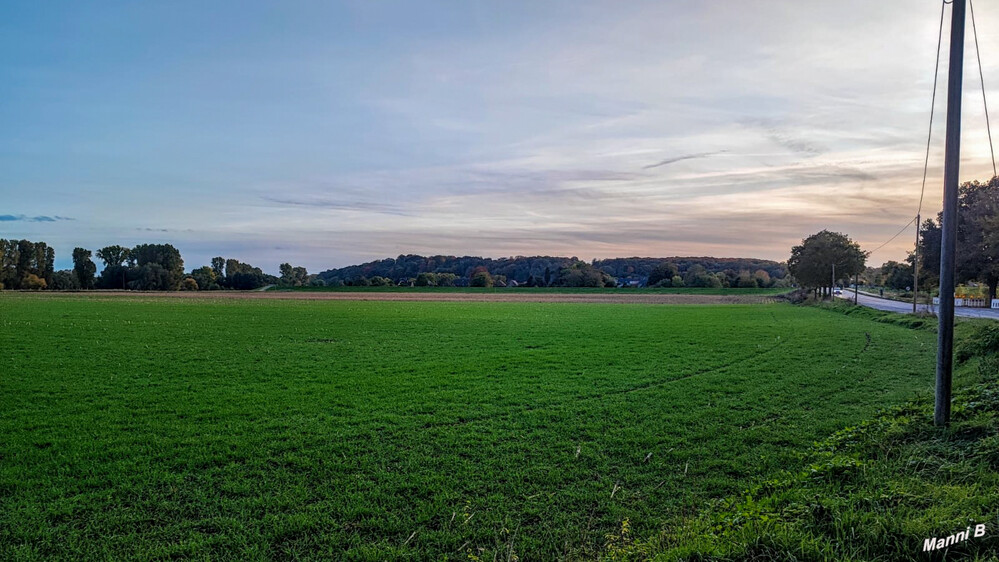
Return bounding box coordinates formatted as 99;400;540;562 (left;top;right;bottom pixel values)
262;195;413;216
643;151;727;170
0;214;74;222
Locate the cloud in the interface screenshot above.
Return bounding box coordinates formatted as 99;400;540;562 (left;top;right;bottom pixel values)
643;151;727;169
262;195;413;216
0;214;74;222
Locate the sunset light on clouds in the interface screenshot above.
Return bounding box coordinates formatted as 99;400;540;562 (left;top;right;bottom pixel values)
3;0;999;272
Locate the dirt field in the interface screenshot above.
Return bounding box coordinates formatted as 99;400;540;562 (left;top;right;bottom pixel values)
9;290;780;305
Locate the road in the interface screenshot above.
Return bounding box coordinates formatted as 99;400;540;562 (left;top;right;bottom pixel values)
836;290;999;319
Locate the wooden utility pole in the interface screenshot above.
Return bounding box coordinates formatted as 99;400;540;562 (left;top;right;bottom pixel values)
936;0;965;427
854;272;859;304
831;263;836;299
914;213;921;313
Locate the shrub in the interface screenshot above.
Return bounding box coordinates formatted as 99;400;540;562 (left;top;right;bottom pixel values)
470;270;493;287
21;274;47;290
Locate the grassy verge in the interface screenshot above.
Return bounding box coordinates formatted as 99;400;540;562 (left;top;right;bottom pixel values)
622;304;999;561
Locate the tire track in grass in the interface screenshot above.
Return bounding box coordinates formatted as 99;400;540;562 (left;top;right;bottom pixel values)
413;338;786;432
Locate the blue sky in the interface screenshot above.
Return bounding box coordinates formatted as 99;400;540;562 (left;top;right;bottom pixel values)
3;1;999;273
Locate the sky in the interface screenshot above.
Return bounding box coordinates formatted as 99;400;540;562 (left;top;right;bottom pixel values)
3;1;999;274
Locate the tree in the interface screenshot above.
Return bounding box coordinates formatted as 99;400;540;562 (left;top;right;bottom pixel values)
50;270;79;290
880;260;913;291
2;240;55;289
96;245;132;268
753;269;772;288
278;263;308;286
72;248;96;290
16;240;34;284
916;177;999;298
735;270;758;288
43;246;55;286
954;177;999;299
436;273;457;287
224;259;270;290
0;239;17;289
190;266;218;290
180;277;199;291
470;268;494;287
557;262;615;287
211;257;226;279
683;264;721;288
648;262;679;286
131;244;184;290
96;245;133;289
787;230;867;296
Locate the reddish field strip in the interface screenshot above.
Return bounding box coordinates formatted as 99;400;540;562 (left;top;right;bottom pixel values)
9;290;778;305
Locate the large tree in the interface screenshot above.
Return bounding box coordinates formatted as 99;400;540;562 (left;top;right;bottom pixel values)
131;244;184;290
918;177;999;298
96;245;132;268
788;230;867;296
880;260;913;291
211;257;226;279
96;245;133;288
954;177;999;299
72;247;97;290
279;263;309;287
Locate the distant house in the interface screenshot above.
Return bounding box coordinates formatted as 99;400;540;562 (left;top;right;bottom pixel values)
618;278;643;288
507;279;519;287
396;277;414;287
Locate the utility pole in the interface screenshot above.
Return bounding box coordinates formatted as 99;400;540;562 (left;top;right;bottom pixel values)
854;272;859;304
831;263;836;299
936;0;965;427
914;213;921;314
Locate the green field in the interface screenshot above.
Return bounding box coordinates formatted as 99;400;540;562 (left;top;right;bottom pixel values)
0;294;941;559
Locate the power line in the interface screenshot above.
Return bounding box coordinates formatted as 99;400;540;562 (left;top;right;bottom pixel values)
970;0;997;177
868;215;918;256
869;1;947;257
918;0;948;218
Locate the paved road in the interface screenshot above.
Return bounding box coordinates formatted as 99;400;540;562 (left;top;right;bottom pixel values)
836;290;999;319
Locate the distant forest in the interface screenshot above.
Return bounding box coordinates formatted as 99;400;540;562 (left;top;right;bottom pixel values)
0;239;790;291
318;255;790;288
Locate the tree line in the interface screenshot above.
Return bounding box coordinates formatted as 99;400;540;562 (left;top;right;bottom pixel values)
317;254;790;288
0;241;304;291
1;243;795;292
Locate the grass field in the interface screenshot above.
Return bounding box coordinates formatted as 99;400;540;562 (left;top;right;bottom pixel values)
0;294;943;560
